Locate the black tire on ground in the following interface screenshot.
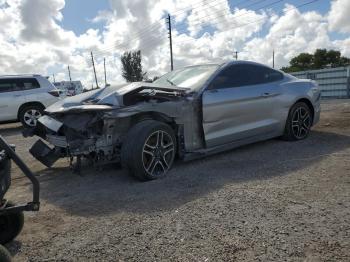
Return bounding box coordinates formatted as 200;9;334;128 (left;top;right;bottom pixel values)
282;102;313;141
0;245;11;262
121;120;176;181
18;104;44;128
0;202;24;245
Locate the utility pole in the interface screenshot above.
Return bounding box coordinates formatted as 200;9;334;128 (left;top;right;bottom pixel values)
91;51;99;89
103;57;107;87
67;66;72;82
167;14;174;71
234;51;238;60
52;74;56;83
272;50;275;68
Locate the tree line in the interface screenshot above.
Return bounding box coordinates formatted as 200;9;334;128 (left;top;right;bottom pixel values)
120;49;350;82
281;49;350;73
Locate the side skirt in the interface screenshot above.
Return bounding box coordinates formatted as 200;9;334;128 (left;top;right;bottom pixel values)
182;131;281;161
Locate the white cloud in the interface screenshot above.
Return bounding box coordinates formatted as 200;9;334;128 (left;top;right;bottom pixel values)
333;38;350;57
20;0;75;45
0;0;349;88
240;5;336;68
328;0;350;34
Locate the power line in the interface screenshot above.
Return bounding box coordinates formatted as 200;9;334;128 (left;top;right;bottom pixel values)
90;37;166;61
88;25;166;58
171;0;256;17
82;0;268;58
171;0;228;17
174;0;284;34
171;0;269;24
82;0;275;59
173;0;321;46
180;0;320;41
91;0;282;58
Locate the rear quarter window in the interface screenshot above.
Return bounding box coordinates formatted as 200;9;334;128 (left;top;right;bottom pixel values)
264;70;284;82
19;78;40;90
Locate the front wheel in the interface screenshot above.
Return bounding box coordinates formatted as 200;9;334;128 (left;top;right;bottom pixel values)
19;104;44;128
283;102;312;141
0;202;24;245
121;120;176;181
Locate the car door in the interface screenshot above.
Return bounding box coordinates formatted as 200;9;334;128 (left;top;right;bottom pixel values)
0;78;26;122
202;64;283;148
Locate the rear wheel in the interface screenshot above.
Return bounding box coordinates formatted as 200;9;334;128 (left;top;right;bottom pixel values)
121;120;176;181
0;245;11;262
19;104;44;128
0;202;24;245
283;102;312;141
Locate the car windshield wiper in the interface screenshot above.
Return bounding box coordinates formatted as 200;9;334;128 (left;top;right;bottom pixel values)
166;79;176;86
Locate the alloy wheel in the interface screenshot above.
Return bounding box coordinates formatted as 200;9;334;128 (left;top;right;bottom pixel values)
23;109;42;127
291;107;311;139
142;130;175;176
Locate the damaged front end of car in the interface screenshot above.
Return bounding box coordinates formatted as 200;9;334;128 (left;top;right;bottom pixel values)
28;109;119;169
25;82;190;171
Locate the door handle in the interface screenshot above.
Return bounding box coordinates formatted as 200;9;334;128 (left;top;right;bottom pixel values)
261;92;278;98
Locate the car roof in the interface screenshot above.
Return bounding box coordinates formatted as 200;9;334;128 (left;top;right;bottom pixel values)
181;60;281;71
221;60;286;74
0;74;43;79
223;60;271;67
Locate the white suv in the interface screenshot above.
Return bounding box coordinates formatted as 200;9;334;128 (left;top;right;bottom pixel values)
0;75;61;128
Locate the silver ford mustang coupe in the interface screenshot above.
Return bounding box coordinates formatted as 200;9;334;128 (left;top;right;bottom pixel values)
26;61;320;181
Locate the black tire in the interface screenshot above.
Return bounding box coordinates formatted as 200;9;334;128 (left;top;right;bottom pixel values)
0;202;24;245
0;245;11;262
282;102;312;141
18;104;44;128
121;120;176;181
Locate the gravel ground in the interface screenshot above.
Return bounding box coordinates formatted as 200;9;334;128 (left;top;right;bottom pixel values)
1;100;350;261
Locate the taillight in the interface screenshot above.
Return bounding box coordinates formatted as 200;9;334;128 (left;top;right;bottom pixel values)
48;90;60;97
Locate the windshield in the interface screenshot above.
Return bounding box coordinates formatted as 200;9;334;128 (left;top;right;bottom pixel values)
153;64;220;91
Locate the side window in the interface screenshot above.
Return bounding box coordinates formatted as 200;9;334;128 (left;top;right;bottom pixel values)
210;64;283;89
0;78;40;93
0;79;17;93
209;65;242;89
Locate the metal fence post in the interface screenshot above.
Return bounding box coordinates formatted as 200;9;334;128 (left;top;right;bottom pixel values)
347;67;350;98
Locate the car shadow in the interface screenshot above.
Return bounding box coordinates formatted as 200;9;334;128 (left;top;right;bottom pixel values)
0;124;23;137
5;240;22;257
36;130;350;217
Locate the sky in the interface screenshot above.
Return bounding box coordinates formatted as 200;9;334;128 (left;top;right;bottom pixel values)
0;0;349;88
